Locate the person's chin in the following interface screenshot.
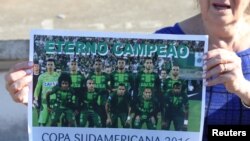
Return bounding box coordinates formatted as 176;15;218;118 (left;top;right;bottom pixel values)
206;14;234;26
208;8;235;23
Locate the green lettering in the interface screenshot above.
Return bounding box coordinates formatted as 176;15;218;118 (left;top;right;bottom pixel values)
76;42;85;55
178;45;189;59
45;41;55;54
123;44;133;56
64;42;75;54
56;41;65;53
86;42;96;55
113;43;123;56
134;43;145;56
146;44;157;57
167;44;177;58
97;42;108;56
157;44;167;57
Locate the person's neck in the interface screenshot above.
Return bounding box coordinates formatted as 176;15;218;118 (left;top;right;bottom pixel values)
161;77;166;81
171;75;179;80
71;70;77;74
47;71;53;74
34;71;39;75
88;90;94;93
179;14;205;35
117;68;125;73
144;69;152;73
95;71;101;75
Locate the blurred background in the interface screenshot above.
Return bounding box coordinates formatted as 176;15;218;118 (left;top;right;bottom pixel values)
0;0;198;140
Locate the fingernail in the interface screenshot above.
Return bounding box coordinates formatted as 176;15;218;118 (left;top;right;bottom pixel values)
26;69;32;75
28;62;33;67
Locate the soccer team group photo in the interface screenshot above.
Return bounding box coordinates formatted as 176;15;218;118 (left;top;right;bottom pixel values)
32;33;205;132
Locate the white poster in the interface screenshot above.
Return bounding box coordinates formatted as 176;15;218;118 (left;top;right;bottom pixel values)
29;29;208;141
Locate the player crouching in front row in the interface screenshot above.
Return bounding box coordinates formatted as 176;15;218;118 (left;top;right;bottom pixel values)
46;73;77;127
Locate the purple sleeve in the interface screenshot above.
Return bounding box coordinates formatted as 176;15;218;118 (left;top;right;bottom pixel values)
154;23;185;34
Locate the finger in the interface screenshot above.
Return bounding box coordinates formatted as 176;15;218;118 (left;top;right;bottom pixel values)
9;61;33;73
206;74;230;86
204;55;238;72
205;48;235;60
11;85;29;104
7;75;32;96
204;50;237;70
204;57;225;72
205;62;234;79
5;69;32;89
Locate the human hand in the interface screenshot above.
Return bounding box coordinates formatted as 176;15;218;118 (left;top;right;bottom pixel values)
5;61;33;104
150;116;156;124
106;117;112;125
33;99;39;108
203;48;246;94
125;116;131;125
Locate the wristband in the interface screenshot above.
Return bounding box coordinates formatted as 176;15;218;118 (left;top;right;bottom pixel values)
127;116;131;120
184;120;188;125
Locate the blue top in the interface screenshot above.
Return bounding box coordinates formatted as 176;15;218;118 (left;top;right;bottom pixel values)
155;23;250;140
155;23;185;34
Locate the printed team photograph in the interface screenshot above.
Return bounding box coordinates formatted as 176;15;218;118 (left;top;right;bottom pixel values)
32;34;205;132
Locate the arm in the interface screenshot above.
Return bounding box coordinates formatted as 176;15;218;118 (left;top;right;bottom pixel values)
46;90;53;110
182;87;189;118
105;96;112;125
34;75;43;101
183;91;189;130
126;104;132;124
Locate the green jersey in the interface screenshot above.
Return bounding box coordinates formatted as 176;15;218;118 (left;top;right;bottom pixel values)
136;72;160;96
164;91;189;115
135;98;157;119
89;72;110;91
71;72;85;89
107;93;131;114
34;72;60;104
110;71;134;91
89;72;110;106
47;87;75;109
163;78;187;96
70;72;85;104
81;91;99;111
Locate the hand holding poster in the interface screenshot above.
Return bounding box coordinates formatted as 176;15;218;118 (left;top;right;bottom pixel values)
29;30;208;141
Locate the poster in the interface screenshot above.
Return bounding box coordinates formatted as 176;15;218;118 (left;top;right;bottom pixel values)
28;30;208;141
